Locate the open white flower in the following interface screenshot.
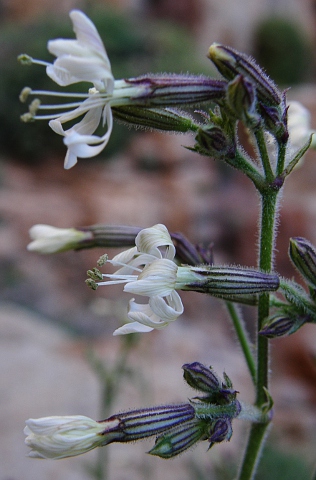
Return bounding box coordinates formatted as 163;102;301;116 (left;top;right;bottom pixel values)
24;415;120;459
19;11;147;169
96;224;186;334
19;10;227;168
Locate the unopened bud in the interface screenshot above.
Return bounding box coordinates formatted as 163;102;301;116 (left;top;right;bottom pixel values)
27;224;93;254
194;125;236;159
113;106;197;132
259;313;307;338
289;237;316;289
226;75;260;127
209;418;233;444
208;43;281;107
148;419;207;459
258;103;288;143
182;362;220;393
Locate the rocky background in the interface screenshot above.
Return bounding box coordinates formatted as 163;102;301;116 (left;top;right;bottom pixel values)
1;1;316;479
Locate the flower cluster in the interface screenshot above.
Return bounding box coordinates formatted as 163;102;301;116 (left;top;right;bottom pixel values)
24;363;241;460
19;10;315;174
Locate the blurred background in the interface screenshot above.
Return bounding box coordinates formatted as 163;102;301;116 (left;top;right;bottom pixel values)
1;0;316;478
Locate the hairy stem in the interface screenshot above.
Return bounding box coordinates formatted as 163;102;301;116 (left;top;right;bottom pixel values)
237;190;278;480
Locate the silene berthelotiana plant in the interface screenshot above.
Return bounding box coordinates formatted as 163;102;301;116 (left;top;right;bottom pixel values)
21;9;316;480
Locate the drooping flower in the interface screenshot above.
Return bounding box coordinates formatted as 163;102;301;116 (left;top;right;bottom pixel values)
94;224;185;335
19;10;227;169
88;224;279;335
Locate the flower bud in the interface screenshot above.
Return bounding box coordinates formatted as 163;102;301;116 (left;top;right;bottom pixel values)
182;362;220;393
258;103;288;143
209;418;233;444
226;75;260;127
148;419;208;459
194;125;236;159
259;313;307;338
208;43;281;107
289;237;316;288
112;106;197;132
27;224;93;254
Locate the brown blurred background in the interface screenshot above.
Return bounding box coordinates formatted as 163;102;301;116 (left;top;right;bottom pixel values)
1;0;316;479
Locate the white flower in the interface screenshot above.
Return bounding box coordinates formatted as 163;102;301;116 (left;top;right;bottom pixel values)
24;415;120;459
19;10;148;169
96;224;188;334
27;224;92;254
287;101;316;150
19;10;227;168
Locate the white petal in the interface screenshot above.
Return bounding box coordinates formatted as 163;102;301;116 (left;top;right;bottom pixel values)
127;300;169;329
112;253;157;275
70;10;110;64
136;224;175;259
25;416;91;435
64;129;112;158
49;94;103;127
123;259;177;297
47;11;113;90
113;322;153;335
48;56;114;90
149;291;184;320
62;105;113;164
64;150;78;169
48;39;90;58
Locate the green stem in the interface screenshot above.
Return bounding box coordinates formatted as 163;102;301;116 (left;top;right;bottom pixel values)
233;150;265;190
276;141;286;177
237;190;278;480
255;128;274;182
226;302;256;385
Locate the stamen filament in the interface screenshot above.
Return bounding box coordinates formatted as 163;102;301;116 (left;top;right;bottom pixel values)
97;279;136;286
29;90;92;99
37;102;90;111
